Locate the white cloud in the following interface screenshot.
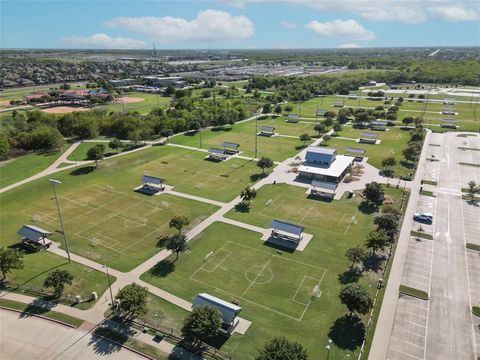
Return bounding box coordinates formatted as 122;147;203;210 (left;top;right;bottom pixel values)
306;19;375;41
429;4;479;21
337;43;363;48
104;10;254;43
219;0;479;24
61;33;146;49
281;20;298;29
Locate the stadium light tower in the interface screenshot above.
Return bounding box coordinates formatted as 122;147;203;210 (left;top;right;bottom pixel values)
49;179;71;263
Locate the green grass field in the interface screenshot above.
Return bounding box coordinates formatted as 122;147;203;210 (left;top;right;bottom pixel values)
135;147;264;202
0;149;65;188
142;184;405;359
171;121;309;161
289;95;480;132
96;92;171;114
67;142;117;161
330;126;414;177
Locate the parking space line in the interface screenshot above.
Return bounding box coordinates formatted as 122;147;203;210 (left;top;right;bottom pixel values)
389;346;424;360
391;335;425;350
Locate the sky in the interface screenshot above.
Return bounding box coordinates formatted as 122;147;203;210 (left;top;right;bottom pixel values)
1;0;479;49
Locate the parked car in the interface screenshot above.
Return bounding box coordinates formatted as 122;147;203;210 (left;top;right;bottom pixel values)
413;212;433;223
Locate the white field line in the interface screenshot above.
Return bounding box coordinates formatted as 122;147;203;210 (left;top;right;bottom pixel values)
241;255;274;298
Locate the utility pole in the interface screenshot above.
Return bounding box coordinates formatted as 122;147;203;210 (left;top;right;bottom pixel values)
255;114;258;158
49;179;71;263
103;264;114;306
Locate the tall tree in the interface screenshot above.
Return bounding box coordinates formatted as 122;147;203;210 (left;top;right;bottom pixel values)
169;215;190;233
240;186;257;204
381;156;397;175
109;138;123;154
374;213;399;236
0;247;24;280
256;336;308;360
339;283;374;317
181;306;222;349
299;133;311;145
362;182;385;206
257;157;274;174
43;269;73;298
166;233;188;261
86;143;106;168
365;229;389;254
274;104;282;115
115;283;148;318
345;246;367;270
313;123;326;136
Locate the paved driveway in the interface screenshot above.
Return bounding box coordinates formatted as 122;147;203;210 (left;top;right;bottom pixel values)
0;310;146;360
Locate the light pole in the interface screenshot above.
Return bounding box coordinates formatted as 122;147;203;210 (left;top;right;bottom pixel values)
103;264;114;306
49;179;71;262
326;338;333;360
255;114;258;158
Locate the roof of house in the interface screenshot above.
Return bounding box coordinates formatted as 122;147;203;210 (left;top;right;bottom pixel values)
360;132;378;139
223;142;240;148
345;147;366;155
260;126;275;132
299;154;354;178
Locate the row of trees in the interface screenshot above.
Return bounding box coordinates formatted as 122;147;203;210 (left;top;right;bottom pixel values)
0;95;250;159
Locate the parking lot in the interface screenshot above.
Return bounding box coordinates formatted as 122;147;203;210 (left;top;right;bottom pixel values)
387;132;480;360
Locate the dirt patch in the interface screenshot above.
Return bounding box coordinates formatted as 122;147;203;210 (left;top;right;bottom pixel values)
117;96;145;104
0;100;12;107
41;106;90;114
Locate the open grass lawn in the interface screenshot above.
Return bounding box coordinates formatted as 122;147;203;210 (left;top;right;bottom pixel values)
142;184;405;359
138;293;189;333
1;147;220;272
331;126;414;177
0;148;65;188
290;96;480;131
96;92;171;114
66;142;117;161
255;115;318;137
171;121;309;162
136;147;263;202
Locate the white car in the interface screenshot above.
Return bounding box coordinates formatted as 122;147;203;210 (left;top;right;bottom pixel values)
413;212;433;222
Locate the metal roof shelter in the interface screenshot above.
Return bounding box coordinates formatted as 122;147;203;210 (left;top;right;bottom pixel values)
360;132;378;139
142;175;164;185
287;114;300;123
316;109;327;115
271;219;304;242
442;118;458;124
443;98;455;105
311;180;337;197
333;100;345;107
223;142;240;154
193;293;242;328
371;120;388;126
348;94;358;99
346;147;366;159
259;125;275;136
17;225;51;243
207;147;227;160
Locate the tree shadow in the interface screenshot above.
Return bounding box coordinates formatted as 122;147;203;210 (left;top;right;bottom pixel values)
337;268;362;284
149;259;176;277
249;173;268;182
363;253;387;273
400;160;415;169
234;202;250;213
204;332;230;350
89;327;128;355
70;166;95;176
295;144;308;150
358;201;377;215
328;315;366;351
18;298;55;319
156;234;171;248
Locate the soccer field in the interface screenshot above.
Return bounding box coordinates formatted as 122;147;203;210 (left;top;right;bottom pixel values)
21;184;218;271
189;241;326;320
